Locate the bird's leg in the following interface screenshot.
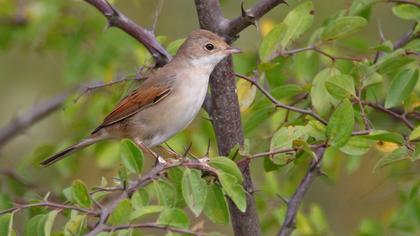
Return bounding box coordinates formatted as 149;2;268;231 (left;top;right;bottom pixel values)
133;138;167;165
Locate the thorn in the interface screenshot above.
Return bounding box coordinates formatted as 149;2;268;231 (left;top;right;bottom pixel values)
281;0;289;6
182;142;193;158
276;193;289;205
205;139;211;157
378;20;385;42
241;1;246;17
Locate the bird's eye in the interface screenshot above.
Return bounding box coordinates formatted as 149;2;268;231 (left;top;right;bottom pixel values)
205;43;215;51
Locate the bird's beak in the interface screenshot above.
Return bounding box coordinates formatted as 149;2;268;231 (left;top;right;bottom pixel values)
224;47;242;54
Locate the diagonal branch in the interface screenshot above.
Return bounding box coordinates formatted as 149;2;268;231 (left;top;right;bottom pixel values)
84;0;171;66
194;0;229;33
277;147;326;236
225;0;287;39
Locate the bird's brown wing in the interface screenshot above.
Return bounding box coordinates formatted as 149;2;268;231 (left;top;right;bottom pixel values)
92;76;174;133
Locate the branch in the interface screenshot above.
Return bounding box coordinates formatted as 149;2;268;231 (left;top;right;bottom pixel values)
0;93;69;148
235;73;327;125
363;101;415;130
226;0;287;39
277;147;326;236
104;222;205;236
86;157;217;236
84;0;171;66
194;0;229;33
273;45;366;62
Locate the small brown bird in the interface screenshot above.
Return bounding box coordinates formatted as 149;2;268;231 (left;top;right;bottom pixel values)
40;29;241;166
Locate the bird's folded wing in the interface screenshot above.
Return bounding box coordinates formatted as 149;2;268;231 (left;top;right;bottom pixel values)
93;77;174;131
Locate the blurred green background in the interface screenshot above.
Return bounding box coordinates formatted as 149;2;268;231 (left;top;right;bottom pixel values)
0;0;418;235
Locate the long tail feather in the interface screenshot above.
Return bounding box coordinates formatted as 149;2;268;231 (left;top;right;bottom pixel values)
40;137;100;166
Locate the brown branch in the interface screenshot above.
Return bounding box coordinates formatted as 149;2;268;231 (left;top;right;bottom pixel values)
84;0;171;66
0;201;99;217
104;222;205;235
194;0;229;33
363;101;415;130
0;93;69;148
277;147;326;236
275;45;365;62
226;0;287;39
86;157;217;236
235;73;327;125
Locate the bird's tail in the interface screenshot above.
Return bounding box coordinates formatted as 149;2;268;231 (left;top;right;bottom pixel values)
40;135;103;167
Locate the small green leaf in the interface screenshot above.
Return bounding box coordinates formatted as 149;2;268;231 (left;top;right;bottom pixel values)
373;147;410;172
64;214;86;236
44;210;59;236
385;69;419;108
310;67;341;116
218;173;247;213
325;74;356;99
322;16;368;40
154;180;176;207
182;169;208;216
209;157;243;183
409;126;420;141
25;214;47;236
269;126;307;165
326;99;354;148
373;40;394;52
131;189;149;210
0;213;14;236
107;199;132;225
157;208;190;229
204;184;230;224
339;136;373;156
366;130;405;144
392;4;420;20
120;139;144;174
167;38;186;55
259;23;288;61
280;1;314;48
71;180;92;208
130;205;165;220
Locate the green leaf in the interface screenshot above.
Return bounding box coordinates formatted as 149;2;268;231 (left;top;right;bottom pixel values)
131;189;149;210
373;147;410;172
25;214;47;236
373;40;394;52
392;4;420;20
130;205;165;220
365;130;405;144
269;126;307;165
0;213;14;236
218;173;247;213
339;136;373;156
167;38;186;55
107;199;132;225
409;126;420;141
310;67;341;116
154;180;176;207
204;184;230;224
71;180;92;208
44;210;59;236
157;208;190;229
181;169;208;216
259;23;288;61
209;157;243;183
322;16;368;40
64;214;86;236
385;69;419;108
326;99;354;148
120;139;144;174
280;1;314;48
325;74;356;99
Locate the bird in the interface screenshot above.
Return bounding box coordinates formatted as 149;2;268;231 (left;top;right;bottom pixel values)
40;29;241;166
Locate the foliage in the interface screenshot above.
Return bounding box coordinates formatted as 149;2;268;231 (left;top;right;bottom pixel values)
0;0;419;235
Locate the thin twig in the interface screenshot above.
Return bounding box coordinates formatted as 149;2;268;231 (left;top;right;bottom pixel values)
277;147;326;236
276;45;365;62
363;101;415;130
235;73;327;125
151;0;164;33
